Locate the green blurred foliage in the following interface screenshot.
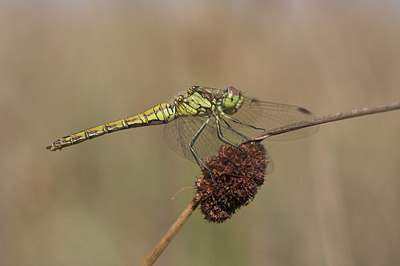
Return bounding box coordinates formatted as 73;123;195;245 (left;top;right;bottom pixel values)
0;1;399;265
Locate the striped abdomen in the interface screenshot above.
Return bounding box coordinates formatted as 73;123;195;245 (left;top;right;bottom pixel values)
47;103;174;151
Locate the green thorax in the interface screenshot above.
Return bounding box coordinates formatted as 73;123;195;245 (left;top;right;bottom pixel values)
174;87;215;117
174;86;244;117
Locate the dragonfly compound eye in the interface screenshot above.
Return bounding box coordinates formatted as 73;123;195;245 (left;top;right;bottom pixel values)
227;86;239;96
222;86;244;114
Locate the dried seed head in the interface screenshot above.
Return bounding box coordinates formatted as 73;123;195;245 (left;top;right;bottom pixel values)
193;141;268;223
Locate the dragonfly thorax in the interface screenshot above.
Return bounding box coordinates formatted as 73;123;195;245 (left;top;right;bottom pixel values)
174;86;215;117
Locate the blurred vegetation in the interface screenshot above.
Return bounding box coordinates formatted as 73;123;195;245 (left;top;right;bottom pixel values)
0;0;399;265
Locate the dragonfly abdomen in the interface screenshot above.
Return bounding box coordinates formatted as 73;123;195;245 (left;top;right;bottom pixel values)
46;103;175;151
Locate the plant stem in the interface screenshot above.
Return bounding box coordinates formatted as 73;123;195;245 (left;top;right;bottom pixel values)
141;200;199;266
250;101;400;141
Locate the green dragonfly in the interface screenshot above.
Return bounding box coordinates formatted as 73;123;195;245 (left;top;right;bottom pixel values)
47;86;316;167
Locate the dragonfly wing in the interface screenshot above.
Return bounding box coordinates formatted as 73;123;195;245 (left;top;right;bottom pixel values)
163;116;219;162
163;114;274;175
163;94;316;164
164;114;253;162
229;97;318;140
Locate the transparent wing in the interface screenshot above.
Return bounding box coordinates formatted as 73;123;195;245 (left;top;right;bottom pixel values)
229;96;318;140
192;89;317;140
163;114;275;175
163;115;227;162
163;94;317;163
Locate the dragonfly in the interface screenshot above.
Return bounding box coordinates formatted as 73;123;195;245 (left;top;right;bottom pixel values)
47;86;316;169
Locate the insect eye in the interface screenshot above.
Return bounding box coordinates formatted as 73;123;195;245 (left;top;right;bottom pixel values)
227;86;239;96
224;86;240;100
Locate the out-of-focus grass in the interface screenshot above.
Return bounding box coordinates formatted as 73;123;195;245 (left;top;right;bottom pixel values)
0;1;399;265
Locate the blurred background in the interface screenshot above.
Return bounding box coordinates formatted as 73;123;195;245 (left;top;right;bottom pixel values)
0;0;399;265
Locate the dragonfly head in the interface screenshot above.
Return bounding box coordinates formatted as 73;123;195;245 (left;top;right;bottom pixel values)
222;86;244;114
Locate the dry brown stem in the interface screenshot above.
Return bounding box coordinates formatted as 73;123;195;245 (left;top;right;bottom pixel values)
250;101;400;141
141;200;199;266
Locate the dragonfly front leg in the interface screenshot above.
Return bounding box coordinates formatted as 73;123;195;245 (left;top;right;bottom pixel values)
215;115;241;147
220;112;266;131
220;116;248;140
189;117;214;181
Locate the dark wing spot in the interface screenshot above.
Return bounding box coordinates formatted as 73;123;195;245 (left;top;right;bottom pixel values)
250;98;260;103
297;107;312;114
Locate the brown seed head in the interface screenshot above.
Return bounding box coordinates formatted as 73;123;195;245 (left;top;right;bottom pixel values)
193;141;268;223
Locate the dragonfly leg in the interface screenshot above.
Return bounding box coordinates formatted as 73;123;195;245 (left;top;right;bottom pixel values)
220;112;266;131
220;117;248;140
215;115;246;153
189;117;215;181
215;115;241;147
